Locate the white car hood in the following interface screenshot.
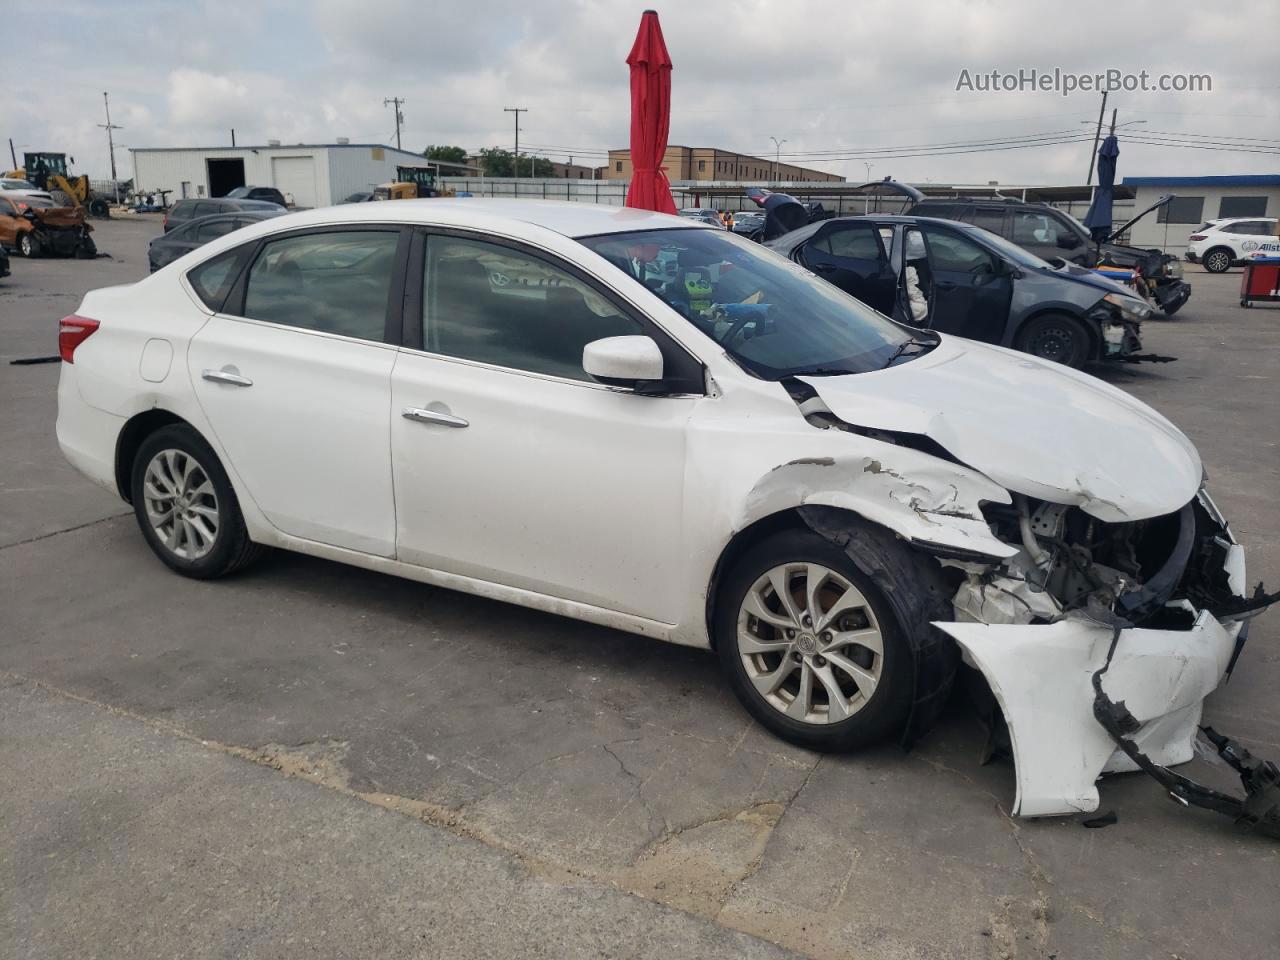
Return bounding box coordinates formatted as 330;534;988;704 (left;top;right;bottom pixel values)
799;336;1201;522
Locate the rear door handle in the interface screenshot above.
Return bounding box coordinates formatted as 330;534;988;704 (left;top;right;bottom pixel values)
402;407;469;429
202;368;253;387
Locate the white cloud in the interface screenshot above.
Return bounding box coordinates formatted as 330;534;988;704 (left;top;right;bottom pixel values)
9;0;1278;183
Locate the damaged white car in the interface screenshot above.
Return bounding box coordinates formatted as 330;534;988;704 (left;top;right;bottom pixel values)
56;200;1277;832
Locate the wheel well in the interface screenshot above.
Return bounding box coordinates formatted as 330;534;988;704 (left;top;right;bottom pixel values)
114;409;189;501
1204;245;1234;261
705;510;810;648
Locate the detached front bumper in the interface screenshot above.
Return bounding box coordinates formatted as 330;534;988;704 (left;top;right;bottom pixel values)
936;598;1243;817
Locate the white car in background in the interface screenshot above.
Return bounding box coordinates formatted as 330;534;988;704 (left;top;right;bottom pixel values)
0;177;54;204
1187;217;1279;273
54;199;1270;823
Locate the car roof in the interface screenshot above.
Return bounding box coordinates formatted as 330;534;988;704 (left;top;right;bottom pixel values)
219;199;708;239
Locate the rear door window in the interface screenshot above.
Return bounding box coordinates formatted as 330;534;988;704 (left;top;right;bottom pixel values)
194;218;237;242
920;225;998;273
970;207;1006;235
240;229;401;341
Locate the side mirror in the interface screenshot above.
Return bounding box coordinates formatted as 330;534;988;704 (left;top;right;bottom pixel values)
583;335;664;389
1058;232;1083;250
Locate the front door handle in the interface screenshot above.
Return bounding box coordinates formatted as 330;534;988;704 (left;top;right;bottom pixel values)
402;407;469;428
202;368;253;387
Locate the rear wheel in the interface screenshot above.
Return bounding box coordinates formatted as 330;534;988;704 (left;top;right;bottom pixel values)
130;424;263;579
1016;313;1091;368
716;529;919;751
1203;247;1233;273
17;232;40;258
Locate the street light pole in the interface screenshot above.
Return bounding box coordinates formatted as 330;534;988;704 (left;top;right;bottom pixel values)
863;162;873;213
769;136;788;184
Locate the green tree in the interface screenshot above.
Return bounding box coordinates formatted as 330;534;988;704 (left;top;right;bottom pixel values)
424;144;467;165
478;147;556;178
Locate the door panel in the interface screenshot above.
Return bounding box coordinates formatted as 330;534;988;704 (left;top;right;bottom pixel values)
799;221;896;313
189;320;397;555
391;355;692;620
918;224;1013;343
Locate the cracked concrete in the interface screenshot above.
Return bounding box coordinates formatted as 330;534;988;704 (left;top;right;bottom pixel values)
3;220;1279;959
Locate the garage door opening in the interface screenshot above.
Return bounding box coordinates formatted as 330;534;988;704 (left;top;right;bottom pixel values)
207;158;246;198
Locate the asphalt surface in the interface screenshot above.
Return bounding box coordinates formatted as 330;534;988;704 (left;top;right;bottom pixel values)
2;217;1278;959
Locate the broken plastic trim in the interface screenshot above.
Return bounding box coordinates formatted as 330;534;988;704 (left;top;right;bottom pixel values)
1091;617;1280;840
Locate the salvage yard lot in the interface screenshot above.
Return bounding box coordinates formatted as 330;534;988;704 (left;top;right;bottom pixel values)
3;217;1278;959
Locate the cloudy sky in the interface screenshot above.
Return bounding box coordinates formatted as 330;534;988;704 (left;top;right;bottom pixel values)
11;0;1279;185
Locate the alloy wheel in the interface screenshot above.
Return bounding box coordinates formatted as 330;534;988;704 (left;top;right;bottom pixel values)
1205;250;1231;273
736;562;885;724
142;448;220;560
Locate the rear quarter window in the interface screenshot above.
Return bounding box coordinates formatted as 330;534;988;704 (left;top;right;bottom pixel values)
186;247;250;311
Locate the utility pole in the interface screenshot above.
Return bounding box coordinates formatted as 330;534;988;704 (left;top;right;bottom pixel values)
769;136;787;184
98;92;123;202
8;138;17;170
1085;90;1108;186
863;162;874;213
504;107;527;176
384;97;405;150
231;128;236;147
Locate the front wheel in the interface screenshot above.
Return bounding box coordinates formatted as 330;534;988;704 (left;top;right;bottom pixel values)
1016;313;1091;368
130;424;263;579
716;528;926;752
18;232;40;258
1202;247;1233;273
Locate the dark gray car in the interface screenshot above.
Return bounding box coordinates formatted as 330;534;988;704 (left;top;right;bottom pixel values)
148;210;285;272
767;214;1160;368
163;197;284;233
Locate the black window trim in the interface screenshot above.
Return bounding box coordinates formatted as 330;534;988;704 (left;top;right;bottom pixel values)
213;223;412;346
402;225;706;396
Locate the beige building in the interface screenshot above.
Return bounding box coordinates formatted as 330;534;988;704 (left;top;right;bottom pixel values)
607;146;843;183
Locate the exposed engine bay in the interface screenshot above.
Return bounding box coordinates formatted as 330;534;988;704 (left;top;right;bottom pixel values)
786;374;1278;837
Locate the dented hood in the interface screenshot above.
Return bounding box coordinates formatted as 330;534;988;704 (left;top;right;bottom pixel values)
799;336;1201;522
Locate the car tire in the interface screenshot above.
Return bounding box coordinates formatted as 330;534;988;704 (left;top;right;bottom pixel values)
75;238;97;259
715;525;949;752
18;233;40;258
1203;247;1233;273
130;424;264;579
1015;313;1091;368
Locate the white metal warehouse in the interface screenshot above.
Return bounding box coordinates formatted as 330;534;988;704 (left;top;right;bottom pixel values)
129;141;433;208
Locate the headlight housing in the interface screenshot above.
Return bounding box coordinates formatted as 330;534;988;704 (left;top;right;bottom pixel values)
1164;259;1184;278
1103;292;1152;322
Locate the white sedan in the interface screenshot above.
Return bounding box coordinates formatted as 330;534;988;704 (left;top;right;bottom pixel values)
56;199;1265;820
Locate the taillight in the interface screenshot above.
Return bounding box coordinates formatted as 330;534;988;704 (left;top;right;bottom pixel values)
1188;234;1206;241
59;315;99;363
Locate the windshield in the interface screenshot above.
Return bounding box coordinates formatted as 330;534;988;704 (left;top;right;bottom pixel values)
226;187;252;198
958;222;1056;270
2;179;38;191
579;228;919;379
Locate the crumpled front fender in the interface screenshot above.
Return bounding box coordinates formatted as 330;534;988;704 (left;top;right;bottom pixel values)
937;610;1242;817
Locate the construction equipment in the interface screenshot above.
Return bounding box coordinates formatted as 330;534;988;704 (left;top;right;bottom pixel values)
372;165;454;201
3;153;111;218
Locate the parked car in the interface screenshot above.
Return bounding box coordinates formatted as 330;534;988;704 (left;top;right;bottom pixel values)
163;197;285;233
148;210;287;272
0;194;96;258
767;210;1155;368
341;191;375;204
678;207;725;228
908;194;1192;316
1;177;53;199
55;201;1271;825
225;185;288;207
1186;218;1279;273
731;211;765;238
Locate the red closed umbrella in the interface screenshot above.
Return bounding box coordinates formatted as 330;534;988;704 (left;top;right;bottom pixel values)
624;10;677;214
